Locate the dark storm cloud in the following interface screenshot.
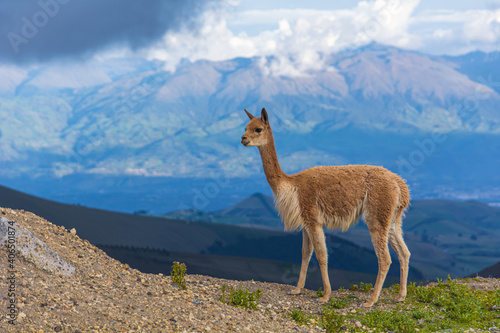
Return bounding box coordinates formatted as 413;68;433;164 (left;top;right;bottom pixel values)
0;0;215;64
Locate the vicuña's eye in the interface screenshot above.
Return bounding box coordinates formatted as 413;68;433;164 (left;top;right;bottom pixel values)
255;128;263;133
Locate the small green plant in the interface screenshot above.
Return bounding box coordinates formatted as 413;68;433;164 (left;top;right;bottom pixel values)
360;282;373;293
220;285;262;310
170;261;187;290
289;308;315;325
328;297;350;309
414;284;438;303
349;284;358;291
316;287;324;298
390;283;400;295
338;286;345;292
319;305;345;333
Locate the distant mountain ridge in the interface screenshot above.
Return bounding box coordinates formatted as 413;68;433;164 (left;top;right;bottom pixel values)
1;44;499;180
218;192;277;219
476;261;500;278
165;192;279;227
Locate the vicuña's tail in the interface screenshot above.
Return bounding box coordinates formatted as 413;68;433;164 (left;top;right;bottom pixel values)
396;176;410;210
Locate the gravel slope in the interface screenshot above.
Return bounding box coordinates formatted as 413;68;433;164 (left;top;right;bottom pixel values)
1;207;498;332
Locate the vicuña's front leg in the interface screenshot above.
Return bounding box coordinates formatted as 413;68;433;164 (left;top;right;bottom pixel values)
290;229;313;295
308;224;331;302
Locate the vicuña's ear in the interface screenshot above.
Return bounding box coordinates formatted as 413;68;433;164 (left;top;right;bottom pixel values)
244;109;255;120
261;108;269;125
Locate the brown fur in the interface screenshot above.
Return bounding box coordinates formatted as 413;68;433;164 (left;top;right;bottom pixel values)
241;108;411;307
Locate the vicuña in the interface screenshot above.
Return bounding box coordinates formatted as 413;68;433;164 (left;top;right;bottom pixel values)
241;108;410;307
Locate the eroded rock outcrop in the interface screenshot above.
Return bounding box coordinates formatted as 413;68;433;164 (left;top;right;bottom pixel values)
0;216;75;276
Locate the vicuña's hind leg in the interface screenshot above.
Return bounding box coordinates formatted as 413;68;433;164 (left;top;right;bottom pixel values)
307;224;331;302
290;229;313;295
364;220;391;307
388;209;411;302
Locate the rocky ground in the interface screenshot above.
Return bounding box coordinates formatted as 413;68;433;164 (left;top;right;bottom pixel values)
0;207;499;332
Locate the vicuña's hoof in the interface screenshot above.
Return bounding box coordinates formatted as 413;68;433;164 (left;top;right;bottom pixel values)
288;288;301;295
394;296;406;303
362;301;375;308
317;295;330;303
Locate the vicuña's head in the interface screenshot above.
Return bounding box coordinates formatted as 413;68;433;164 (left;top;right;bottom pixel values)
241;108;271;147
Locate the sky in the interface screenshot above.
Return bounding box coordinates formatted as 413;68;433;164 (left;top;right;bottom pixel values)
1;0;500;75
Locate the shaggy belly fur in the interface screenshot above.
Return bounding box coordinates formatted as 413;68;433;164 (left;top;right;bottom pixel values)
317;194;366;231
274;181;367;231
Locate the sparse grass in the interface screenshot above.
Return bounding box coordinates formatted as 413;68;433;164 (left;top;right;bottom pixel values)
288;278;500;332
170;261;187;290
359;309;418;333
219;285;262;310
316;287;324;298
373;277;500;331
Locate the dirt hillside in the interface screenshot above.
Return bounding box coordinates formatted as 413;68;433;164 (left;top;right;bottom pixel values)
1;207;499;332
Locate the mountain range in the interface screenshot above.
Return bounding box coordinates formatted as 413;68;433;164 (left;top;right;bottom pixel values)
1;43;499;213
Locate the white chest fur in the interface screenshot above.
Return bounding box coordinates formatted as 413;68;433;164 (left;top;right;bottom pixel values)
273;182;303;231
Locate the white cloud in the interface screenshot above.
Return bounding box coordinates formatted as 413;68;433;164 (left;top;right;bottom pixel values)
432;28;453;39
147;0;421;76
144;0;500;74
411;8;500;54
462;10;500;43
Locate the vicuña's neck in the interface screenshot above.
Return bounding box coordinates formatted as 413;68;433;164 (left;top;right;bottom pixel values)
257;131;287;191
